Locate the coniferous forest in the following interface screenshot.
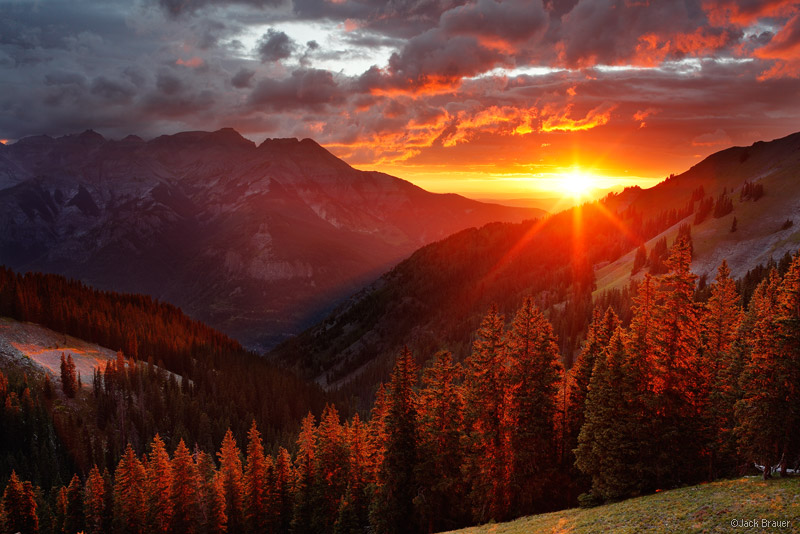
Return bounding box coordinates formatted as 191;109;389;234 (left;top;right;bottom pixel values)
1;238;799;533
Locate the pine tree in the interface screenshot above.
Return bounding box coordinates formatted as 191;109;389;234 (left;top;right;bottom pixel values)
170;439;201;534
312;405;349;533
195;449;226;534
649;236;705;487
217;429;244;534
565;307;619;470
114;445;147;534
576;328;649;500
2;471;39;534
415;351;467;532
60;352;77;398
273;447;293;534
146;434;174;534
701;260;744;478
506;298;563;514
64;473;84;534
370;347;419;534
463;306;509;522
736;271;782;477
243;422;270;533
83;466;106;534
292;413;317;534
632;244;647;274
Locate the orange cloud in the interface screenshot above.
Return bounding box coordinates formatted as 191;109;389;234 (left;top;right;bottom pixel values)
703;0;798;26
0;139;8;145
633;107;660;128
540;103;616;133
754;12;800;79
176;57;204;68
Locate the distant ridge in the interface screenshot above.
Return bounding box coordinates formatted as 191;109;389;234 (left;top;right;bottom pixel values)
0;128;544;350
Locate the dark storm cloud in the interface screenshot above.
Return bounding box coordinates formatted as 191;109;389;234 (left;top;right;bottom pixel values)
156;0;286;17
249;69;344;110
257;29;294;62
231;68;256;88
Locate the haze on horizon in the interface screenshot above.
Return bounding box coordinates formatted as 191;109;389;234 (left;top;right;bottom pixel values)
2;0;800;197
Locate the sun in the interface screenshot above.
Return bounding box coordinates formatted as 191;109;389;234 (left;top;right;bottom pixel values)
559;170;595;198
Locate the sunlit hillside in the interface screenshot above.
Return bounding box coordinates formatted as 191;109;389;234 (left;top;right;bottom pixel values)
443;477;799;534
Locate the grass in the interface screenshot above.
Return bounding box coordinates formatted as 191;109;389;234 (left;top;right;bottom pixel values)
442;477;800;534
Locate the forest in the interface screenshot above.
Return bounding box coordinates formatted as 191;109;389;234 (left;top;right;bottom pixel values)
2;237;799;533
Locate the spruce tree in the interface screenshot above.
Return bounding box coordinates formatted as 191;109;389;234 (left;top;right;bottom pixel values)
736;270;783;478
243;422;270;532
146;434;174;534
217;429;244;534
114;445;147;534
64;473;84;534
701;260;744;478
291;413;317;534
2;471;39;534
83;466;105;534
312;404;349;533
370;347;419;534
463;305;509;522
60;353;77;398
506;298;563;514
566;307;619;466
415;351;467;532
170;439;200;534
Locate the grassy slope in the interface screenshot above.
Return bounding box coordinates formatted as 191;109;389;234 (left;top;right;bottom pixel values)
444;477;800;534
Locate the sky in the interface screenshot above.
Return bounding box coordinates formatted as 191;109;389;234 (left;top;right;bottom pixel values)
2;0;800;197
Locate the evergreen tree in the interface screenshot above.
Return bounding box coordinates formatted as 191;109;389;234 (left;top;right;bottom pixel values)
2;471;38;534
195;449;226;534
415;351;467;532
114;445;147;534
217;429;244;534
146;434;174;534
736;271;782;477
371;348;419;534
701;260;744;478
243;422;270;533
506;298;563;514
632;244;647;274
312;405;349;533
273;447;293;534
576;328;649;500
565;307;619;469
170;439;201;534
83;466;105;534
64;474;84;534
60;353;77;398
291;413;317;534
463;306;509;522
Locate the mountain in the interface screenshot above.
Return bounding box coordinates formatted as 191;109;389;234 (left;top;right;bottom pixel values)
0;128;543;349
271;131;800;391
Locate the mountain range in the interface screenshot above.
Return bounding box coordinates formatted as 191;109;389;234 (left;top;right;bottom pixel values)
0;128;542;350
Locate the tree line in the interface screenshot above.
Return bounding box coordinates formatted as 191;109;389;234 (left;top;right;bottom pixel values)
4;241;799;533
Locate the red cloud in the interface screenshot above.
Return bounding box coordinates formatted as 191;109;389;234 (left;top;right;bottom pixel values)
703;0;799;26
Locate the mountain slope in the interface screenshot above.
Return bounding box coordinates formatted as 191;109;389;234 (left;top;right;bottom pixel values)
0;129;543;349
272;131;800;391
595;131;800;293
443;477;799;534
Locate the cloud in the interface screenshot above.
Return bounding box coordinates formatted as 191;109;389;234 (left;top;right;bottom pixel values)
249;69;344;110
754;12;800;78
156;0;285;17
231;67;256;88
257;28;294;63
691;128;732;146
540;102;616;132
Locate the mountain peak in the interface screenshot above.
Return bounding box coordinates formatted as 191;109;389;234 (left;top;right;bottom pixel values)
148;128;254;150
